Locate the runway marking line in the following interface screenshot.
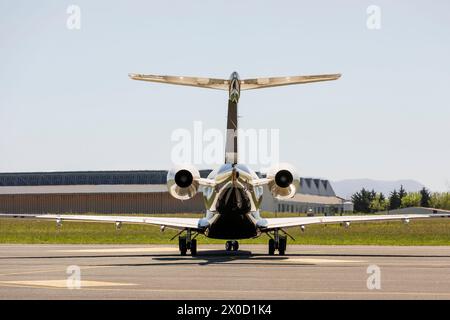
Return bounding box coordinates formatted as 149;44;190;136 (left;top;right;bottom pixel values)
285;258;365;264
50;247;222;254
81;288;450;298
0;266;110;277
0;282;449;298
0;280;136;289
51;247;179;253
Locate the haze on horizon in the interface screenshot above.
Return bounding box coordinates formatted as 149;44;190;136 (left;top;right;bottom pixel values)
1;1;449;192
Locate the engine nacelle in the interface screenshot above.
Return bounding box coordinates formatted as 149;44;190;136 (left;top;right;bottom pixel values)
266;163;299;199
167;165;200;200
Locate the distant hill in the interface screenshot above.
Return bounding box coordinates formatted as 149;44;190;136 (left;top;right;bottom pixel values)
331;179;426;199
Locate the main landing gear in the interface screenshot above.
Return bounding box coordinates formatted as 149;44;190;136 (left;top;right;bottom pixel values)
225;240;239;251
178;229;197;256
268;229;287;255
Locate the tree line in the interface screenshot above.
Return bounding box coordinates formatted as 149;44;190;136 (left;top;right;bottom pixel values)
351;185;450;213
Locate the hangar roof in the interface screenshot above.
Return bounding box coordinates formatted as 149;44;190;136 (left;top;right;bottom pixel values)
0;171;336;198
0;170;212;187
0;184;167;195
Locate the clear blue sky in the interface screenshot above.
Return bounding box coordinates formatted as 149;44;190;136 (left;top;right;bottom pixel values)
1;1;449;191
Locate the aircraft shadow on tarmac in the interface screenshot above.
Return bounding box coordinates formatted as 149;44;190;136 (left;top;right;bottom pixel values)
0;250;309;267
97;250;304;267
120;250;450;267
2;252;302;267
2;250;450;268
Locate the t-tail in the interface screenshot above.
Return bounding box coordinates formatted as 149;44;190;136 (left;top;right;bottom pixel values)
129;71;341;165
225;72;240;164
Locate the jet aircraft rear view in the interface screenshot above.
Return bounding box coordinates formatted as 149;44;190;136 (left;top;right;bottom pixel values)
129;71;343;253
2;71;448;257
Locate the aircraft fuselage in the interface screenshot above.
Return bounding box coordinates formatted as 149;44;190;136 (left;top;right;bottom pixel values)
200;163;264;240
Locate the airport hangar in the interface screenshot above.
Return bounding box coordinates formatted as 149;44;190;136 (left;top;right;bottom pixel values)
0;171;346;215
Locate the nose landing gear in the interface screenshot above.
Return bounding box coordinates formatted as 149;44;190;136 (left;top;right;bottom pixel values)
225;240;239;251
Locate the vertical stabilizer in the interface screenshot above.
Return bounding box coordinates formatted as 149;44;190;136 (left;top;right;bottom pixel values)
225;99;238;164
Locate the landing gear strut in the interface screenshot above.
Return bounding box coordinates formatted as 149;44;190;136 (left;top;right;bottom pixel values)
268;229;287;255
178;229;197;256
225;240;239;251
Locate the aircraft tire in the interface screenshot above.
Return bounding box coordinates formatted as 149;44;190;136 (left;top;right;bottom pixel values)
268;239;275;255
179;236;187;256
279;236;287;255
190;239;197;256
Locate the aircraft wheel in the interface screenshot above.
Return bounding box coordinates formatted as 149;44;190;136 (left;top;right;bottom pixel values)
279;236;287;256
225;241;233;251
179;236;187;256
268;239;275;255
190;239;197;256
231;241;239;251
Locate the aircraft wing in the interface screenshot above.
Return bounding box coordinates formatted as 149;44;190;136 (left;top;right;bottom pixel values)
129;73;229;90
258;213;450;231
240;74;341;90
0;214;201;231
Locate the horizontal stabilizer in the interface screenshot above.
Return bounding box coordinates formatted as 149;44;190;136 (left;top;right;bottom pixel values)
240;74;341;90
129;73;229;90
129;73;341;91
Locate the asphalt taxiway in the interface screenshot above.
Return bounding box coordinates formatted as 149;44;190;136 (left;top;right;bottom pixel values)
0;244;449;299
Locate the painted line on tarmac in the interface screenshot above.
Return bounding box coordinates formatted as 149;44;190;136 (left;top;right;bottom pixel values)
85;288;450;298
51;247;224;254
285;258;365;264
0;280;136;289
1;283;449;298
0;266;111;277
52;247;180;253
